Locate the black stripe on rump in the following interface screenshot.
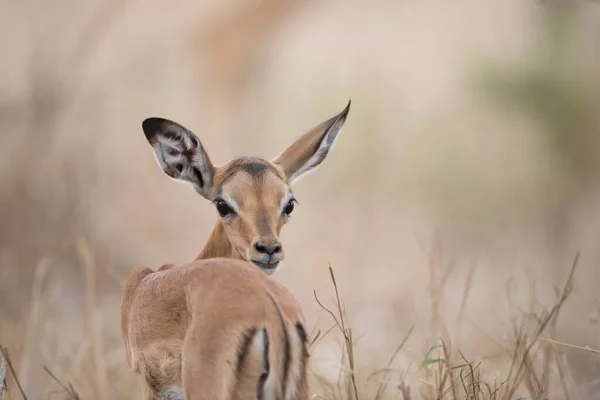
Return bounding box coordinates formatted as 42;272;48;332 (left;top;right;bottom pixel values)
295;322;310;396
236;327;258;381
295;322;309;361
282;323;291;396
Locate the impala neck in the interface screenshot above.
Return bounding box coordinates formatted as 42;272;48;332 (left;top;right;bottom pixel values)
196;221;242;261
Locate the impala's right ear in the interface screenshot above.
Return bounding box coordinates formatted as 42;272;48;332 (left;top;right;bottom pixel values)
142;118;215;199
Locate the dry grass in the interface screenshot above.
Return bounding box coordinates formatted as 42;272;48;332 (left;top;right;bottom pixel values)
304;254;599;400
1;254;597;399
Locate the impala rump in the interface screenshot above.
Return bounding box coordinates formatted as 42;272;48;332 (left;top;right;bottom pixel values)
121;258;309;399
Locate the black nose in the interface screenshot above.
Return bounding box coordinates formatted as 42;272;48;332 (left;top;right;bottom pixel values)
254;242;282;255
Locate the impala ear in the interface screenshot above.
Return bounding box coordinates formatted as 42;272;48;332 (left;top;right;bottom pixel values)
272;100;350;184
142;117;215;198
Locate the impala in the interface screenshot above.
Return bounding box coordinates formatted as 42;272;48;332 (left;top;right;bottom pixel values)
121;101;350;399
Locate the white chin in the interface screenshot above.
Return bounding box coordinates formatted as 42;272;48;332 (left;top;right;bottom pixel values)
251;261;279;275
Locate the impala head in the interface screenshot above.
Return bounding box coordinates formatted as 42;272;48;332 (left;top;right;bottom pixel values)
142;100;350;274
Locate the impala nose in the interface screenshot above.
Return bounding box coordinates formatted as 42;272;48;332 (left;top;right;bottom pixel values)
254;241;282;255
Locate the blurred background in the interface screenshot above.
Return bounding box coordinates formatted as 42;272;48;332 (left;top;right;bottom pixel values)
1;0;600;398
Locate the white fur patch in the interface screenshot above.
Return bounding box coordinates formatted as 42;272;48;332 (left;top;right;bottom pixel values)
220;193;240;214
156;386;184;400
279;191;294;213
252;328;266;353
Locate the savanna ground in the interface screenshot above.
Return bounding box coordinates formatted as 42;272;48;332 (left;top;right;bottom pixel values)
1;0;600;399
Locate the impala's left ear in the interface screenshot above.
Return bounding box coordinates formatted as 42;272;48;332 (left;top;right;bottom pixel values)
272;100;350;184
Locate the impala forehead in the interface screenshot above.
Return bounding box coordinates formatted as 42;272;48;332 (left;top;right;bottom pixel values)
219;157;286;183
216;158;291;210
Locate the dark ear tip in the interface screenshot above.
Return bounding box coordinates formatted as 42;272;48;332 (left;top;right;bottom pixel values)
142;117;166;141
339;99;351;119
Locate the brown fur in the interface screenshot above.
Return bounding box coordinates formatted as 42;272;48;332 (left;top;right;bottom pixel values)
121;259;309;399
122;103;350;399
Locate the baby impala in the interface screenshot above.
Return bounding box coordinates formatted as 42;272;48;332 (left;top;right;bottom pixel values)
121;101;350;399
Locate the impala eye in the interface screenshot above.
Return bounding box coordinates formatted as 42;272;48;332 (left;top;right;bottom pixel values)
215;200;232;217
283;199;295;216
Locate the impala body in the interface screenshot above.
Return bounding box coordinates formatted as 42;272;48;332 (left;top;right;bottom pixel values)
121;101;350;399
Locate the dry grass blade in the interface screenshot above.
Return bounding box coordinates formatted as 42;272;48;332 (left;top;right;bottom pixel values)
310;324;338;352
455;259;477;335
371;326;414;400
328;265;359;400
311;371;339;400
313;291;343;333
313;265;359;400
397;381;411;400
44;366;81;400
434;340;451;398
537;337;600;355
0;345;28;400
456;350;481;399
0;353;6;400
308;327;322;349
18;257;50;389
76;237;108;400
503;252;580;399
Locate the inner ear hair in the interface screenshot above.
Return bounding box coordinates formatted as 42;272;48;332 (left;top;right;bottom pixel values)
142;117;215;197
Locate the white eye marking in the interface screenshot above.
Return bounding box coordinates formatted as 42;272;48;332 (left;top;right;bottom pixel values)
280;191;294;213
220;193;239;214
